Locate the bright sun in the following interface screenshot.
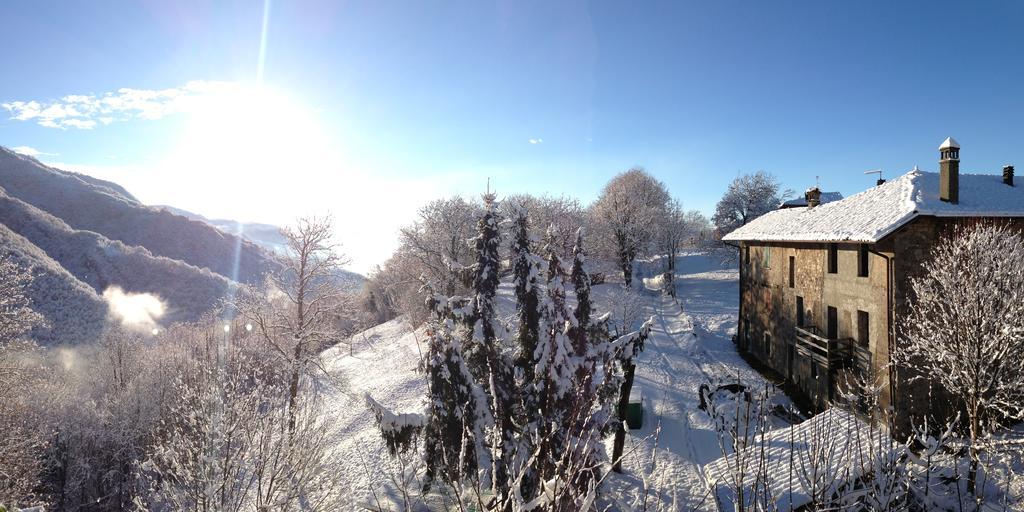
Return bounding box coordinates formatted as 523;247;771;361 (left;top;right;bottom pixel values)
162;84;335;220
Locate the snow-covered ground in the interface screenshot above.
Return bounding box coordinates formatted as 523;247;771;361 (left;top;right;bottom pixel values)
320;251;792;510
321;318;429;507
600;253;793;511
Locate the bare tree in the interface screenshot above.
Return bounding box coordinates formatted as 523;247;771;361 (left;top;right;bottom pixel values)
398;196;481;296
240;216;350;437
589;168;671;287
712;171;788;237
656;201;708;297
502;193;585;259
359;197;482;326
893;222;1024;499
140;321;345;512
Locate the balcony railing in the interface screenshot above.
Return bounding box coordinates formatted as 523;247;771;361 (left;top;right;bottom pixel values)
794;325;872;375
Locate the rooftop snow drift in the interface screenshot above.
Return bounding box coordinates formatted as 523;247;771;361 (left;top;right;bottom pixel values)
723;168;1024;243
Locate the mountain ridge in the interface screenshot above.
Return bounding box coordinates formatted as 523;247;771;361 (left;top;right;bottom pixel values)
0;146;280;285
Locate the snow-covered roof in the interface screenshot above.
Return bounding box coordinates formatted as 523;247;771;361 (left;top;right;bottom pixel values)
704;408;885;511
779;191;844;208
939;137;960;150
723;168;1024;243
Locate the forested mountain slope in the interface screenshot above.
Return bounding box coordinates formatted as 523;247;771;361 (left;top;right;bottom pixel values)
0;220;107;345
0;146;279;284
0;185;231;333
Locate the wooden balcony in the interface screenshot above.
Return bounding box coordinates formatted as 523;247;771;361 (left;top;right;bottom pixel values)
794;325;872;375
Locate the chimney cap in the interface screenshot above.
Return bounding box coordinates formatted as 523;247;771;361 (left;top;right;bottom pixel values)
939;137;960;150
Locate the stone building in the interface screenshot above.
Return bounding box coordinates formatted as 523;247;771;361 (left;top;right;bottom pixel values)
722;138;1024;425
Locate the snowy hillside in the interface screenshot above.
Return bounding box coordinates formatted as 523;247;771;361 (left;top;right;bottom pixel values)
321;251;794;509
0;186;233;335
0;146;280;285
0;221;107;345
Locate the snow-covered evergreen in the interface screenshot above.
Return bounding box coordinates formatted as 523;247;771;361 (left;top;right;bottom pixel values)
367;199;652;511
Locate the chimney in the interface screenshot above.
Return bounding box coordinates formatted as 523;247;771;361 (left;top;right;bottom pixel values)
1003;165;1014;186
805;187;821;208
939;137;960;203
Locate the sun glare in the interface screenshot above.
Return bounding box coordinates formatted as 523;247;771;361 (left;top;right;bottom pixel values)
163;84;335;220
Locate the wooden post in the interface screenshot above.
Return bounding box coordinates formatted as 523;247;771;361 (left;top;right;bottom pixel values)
612;359;637;473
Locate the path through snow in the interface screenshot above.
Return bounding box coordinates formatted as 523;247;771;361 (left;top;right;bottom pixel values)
604;253;791;511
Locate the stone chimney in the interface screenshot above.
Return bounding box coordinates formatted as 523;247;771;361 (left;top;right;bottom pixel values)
1003;165;1014;186
939;137;960;204
805;187;821;208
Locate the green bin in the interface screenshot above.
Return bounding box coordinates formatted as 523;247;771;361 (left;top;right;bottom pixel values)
626;387;643;429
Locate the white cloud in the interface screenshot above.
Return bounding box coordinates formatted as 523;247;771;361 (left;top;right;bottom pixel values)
529;138;543;144
103;286;165;329
1;80;238;130
10;146;57;157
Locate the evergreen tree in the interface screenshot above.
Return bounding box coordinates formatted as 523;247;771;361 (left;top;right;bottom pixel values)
569;227;593;360
370;199;652;510
419;312;492;490
510;203;542;387
508;203;544;499
470;193;517;496
533;226;577;488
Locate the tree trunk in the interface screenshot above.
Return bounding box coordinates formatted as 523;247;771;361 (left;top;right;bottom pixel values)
621;259;633;288
612;360;637;473
287;345;302;440
967;411;979;500
616;230;634;288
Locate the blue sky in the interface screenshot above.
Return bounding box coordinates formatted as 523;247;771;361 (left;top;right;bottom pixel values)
3;1;1024;271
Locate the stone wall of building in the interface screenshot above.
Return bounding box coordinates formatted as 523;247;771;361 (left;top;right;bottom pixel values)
738;215;1024;430
739;240;890;411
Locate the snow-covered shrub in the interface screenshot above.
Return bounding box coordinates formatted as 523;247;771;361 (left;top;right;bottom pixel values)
140;327;345;512
366;393;424;456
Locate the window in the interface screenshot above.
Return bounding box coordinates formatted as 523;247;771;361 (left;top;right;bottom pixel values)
858;244;869;277
828;243;838;274
796;296;805;327
827;306;838;339
857;310;869;348
763;245;771;268
788;256;795;288
764;332;772;358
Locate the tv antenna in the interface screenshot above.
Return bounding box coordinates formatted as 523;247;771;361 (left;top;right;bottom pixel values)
864;169;885;186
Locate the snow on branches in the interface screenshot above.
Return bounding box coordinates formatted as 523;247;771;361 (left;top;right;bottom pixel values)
893;222;1024;497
